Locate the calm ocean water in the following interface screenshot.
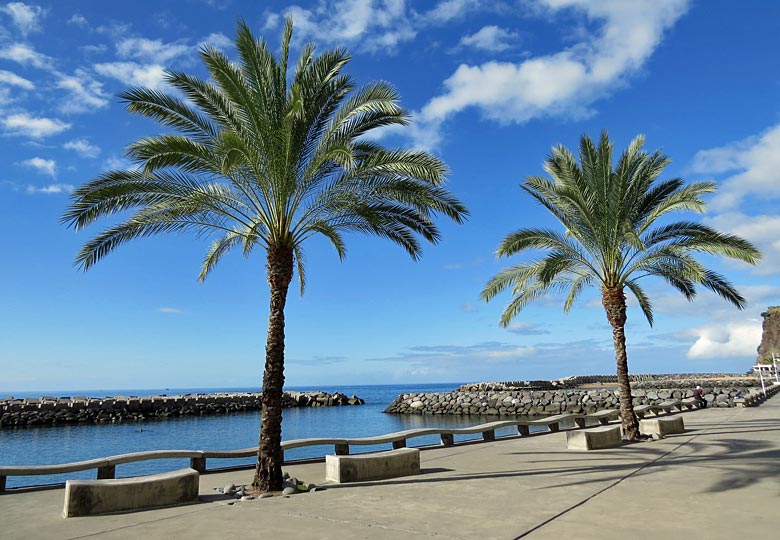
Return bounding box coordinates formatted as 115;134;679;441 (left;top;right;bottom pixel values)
0;383;537;489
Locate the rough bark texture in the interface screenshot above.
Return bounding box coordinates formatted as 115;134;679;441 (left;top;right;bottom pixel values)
756;306;780;363
602;286;640;440
253;245;294;492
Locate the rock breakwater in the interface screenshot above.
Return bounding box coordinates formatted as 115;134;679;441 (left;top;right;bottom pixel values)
0;391;365;428
384;386;749;416
459;373;752;392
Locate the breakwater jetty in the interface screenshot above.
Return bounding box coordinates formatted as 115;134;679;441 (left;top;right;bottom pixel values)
0;391;365;428
385;375;761;416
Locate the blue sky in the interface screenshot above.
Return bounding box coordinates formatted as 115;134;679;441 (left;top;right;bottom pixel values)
1;0;778;392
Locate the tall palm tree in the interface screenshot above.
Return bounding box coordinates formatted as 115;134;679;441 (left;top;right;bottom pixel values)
63;19;467;491
481;131;759;439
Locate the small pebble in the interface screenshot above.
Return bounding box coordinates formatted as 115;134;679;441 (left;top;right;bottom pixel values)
241;495;255;501
260;492;274;499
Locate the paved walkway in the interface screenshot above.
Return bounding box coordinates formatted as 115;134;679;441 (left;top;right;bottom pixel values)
1;397;778;540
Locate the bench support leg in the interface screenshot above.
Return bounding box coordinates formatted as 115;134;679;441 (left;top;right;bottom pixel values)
517;425;530;437
392;439;407;450
440;434;454;446
335;444;350;456
548;423;560;433
0;475;5;493
97;465;115;480
190;457;206;473
574;418;586;428
482;430;495;441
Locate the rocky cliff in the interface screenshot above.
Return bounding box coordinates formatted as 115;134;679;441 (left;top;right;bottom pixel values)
757;306;780;363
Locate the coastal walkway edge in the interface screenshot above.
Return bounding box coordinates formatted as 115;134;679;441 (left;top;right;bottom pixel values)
3;385;776;493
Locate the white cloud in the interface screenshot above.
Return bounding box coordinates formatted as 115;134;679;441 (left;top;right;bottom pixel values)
0;2;46;35
0;69;33;89
2;112;70;138
20;156;55;177
692;125;780;211
269;0;416;52
158;307;185;314
200;32;232;50
56;69;109;114
0;42;52;69
459;25;518;52
421;0;482;23
687;321;762;359
26;183;73;194
413;0;689;149
94;61;167;89
64;138;100;158
116;37;190;64
67;14;88;27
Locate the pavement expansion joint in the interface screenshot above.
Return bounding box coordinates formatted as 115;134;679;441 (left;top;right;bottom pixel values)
512;410;735;540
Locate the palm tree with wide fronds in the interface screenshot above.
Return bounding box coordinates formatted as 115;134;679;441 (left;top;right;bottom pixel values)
63;19;468;491
481;131;759;439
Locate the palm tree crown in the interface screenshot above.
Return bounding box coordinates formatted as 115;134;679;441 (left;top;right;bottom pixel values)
64;19;466;285
482;131;759;438
64;18;467;491
482;131;758;325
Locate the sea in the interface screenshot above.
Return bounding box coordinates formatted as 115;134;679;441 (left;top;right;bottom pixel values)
0;383;540;489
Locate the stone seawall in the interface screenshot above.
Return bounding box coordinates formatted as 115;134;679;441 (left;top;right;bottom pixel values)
457;373;752;392
0;391;365;428
384;387;749;416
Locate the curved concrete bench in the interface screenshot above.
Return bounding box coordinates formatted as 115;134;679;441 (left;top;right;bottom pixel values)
1;408;624;491
63;468;199;517
325;448;420;483
566;425;622;450
639;416;684;438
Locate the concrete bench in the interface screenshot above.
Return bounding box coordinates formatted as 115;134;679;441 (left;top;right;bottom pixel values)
632;404;655;419
639;416;685;438
574;409;618;427
566;425;623;450
325;448;420;483
62;468;199;517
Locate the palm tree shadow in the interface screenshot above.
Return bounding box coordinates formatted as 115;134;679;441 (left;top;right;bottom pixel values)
324;435;778;495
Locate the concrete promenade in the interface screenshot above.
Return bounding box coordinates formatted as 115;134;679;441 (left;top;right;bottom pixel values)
1;397;778;539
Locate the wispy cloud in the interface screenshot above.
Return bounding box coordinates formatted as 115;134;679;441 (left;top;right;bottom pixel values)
158;307;185;314
56;69;109;114
0;2;47;36
64;138;101;158
67;14;88;27
0;42;53;69
116;37;190;64
2;112;70;138
199;32;233;50
20;156;55;177
690;124;780;277
459;25;518;52
505;321;550;335
0;69;33;89
692;124;780;211
94;61;167;90
264;0;483;53
26;183;73;194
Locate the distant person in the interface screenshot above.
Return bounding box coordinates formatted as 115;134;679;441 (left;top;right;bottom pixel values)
693;385;707;408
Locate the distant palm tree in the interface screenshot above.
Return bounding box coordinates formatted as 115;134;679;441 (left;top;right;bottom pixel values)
481;131;759;439
63;19;467;491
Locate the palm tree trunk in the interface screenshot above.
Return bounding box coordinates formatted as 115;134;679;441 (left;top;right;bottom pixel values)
601;286;640;440
252;245;294;492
